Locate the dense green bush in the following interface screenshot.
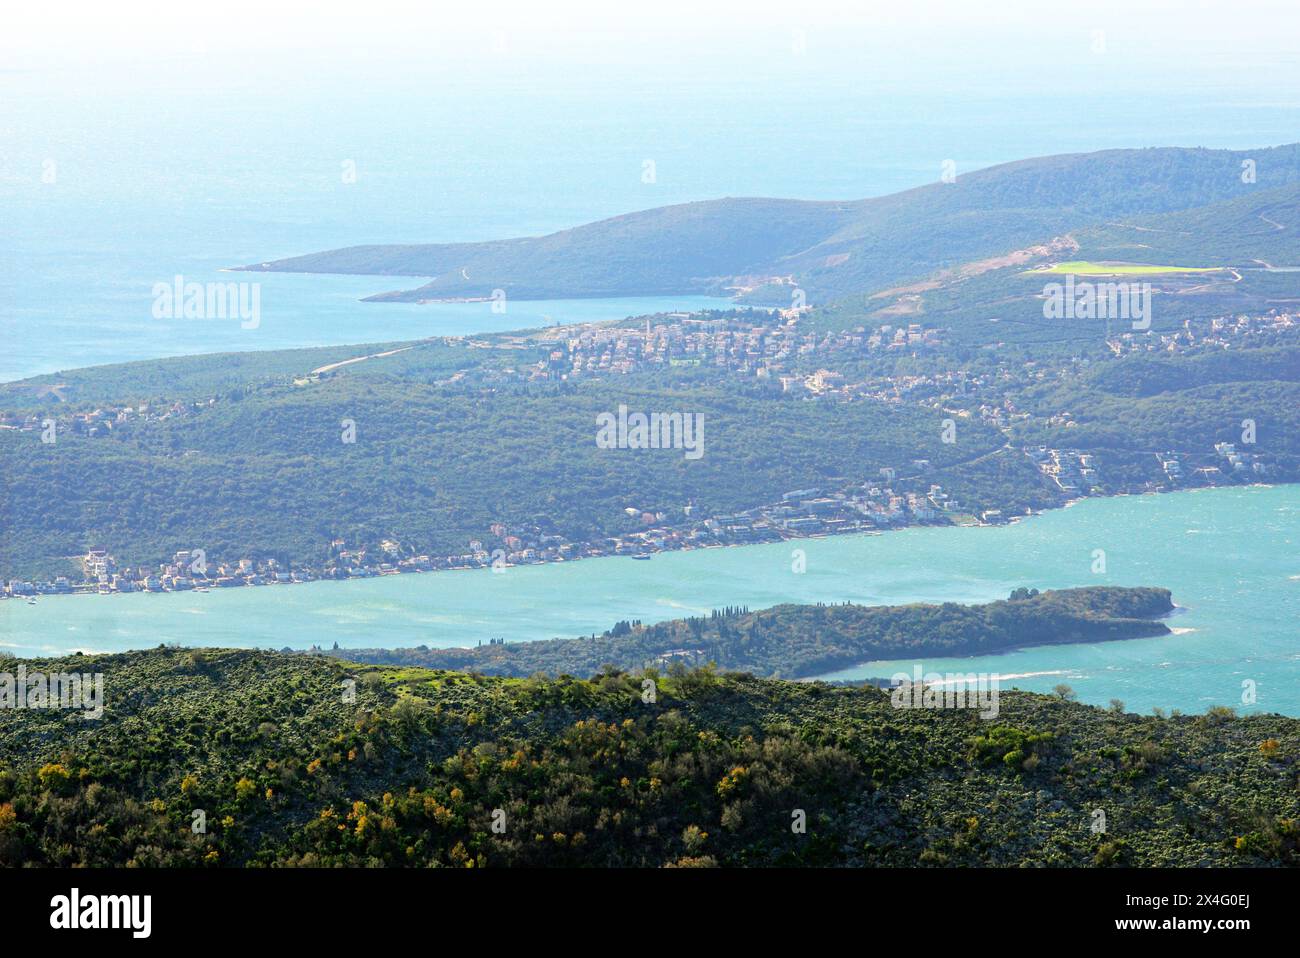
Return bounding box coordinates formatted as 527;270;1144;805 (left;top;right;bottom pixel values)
0;645;1296;867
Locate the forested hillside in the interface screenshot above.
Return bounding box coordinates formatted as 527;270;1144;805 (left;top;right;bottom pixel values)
1074;180;1300;266
240;145;1300;304
340;587;1176;679
0;646;1294;867
0;379;1023;579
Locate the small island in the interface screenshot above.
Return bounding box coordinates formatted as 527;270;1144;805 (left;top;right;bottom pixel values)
334;586;1176;679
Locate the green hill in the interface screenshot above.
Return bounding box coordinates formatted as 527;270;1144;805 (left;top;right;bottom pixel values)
1073;180;1300;267
0;378;1029;580
340;587;1176;679
239;145;1300;305
0;642;1295;867
800;181;1300;347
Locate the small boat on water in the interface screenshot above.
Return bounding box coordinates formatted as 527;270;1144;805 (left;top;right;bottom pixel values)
26;598;37;605
631;553;652;560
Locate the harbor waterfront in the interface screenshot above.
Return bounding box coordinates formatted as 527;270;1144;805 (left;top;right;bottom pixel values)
2;485;1295;717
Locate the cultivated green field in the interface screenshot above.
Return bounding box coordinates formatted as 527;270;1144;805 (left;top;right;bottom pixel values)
1034;261;1223;275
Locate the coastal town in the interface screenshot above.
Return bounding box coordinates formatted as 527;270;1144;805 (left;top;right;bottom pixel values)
554;309;943;382
3;304;1295;600
3;470;964;597
1;430;1277;599
3;305;1294;438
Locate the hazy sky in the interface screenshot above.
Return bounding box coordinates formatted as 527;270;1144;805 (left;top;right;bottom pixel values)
6;0;1300;98
4;0;1297;222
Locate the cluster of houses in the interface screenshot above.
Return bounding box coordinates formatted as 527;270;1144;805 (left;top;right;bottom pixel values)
0;398;211;438
528;313;942;382
1106;309;1297;356
3;549;309;597
1029;447;1103;495
473;473;966;561
8;309;958;443
694;479;959;541
1157;441;1271;486
1211;442;1268;477
1019;440;1272;503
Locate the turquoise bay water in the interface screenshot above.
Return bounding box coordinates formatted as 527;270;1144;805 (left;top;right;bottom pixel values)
0;265;732;381
3;486;1296;717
